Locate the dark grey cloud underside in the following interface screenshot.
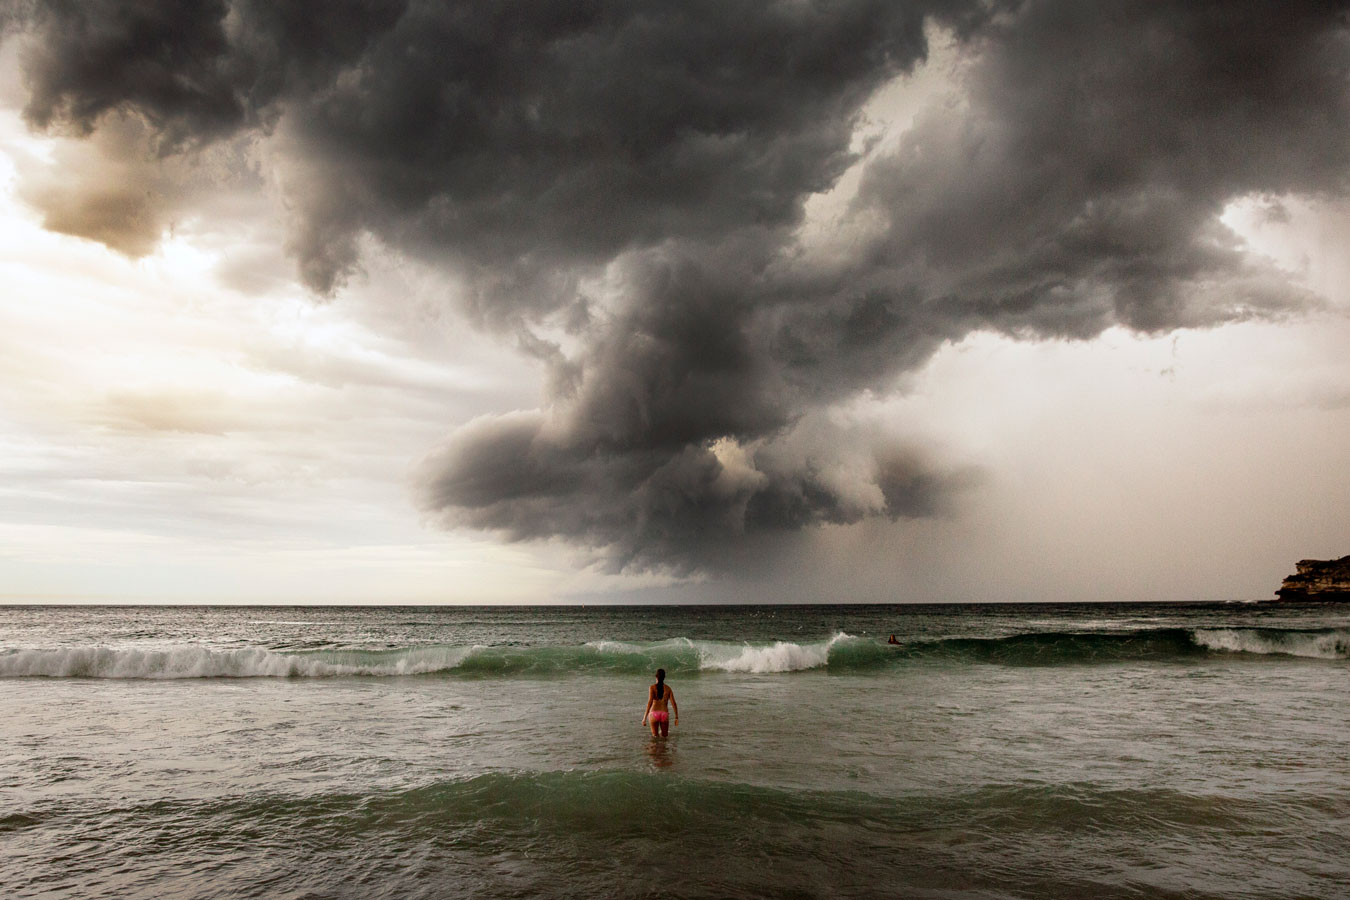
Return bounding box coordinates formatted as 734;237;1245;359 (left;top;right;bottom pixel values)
6;0;1350;572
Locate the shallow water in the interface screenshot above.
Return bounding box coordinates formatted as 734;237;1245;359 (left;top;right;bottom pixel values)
3;603;1349;899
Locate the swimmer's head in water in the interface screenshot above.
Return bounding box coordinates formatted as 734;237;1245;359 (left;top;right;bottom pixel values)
655;668;666;698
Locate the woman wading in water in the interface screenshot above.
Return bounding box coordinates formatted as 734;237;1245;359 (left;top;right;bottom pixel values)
642;668;678;737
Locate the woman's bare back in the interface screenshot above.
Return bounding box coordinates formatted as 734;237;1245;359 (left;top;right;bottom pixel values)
643;670;678;737
648;682;673;712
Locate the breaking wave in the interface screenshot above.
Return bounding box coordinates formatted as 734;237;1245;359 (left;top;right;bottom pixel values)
2;627;1345;679
1190;627;1350;660
0;645;476;679
0;633;861;679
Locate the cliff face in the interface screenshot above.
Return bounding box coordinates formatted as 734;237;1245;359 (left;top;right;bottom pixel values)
1275;555;1350;601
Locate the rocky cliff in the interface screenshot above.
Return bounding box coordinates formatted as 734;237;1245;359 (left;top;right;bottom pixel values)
1275;556;1350;601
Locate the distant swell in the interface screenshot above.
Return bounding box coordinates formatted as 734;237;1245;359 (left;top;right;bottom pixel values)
893;627;1350;666
894;627;1350;666
896;629;1205;666
2;627;1345;678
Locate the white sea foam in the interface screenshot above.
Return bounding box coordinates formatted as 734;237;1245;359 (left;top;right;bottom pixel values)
696;632;851;673
0;645;473;678
585;639;670;655
1191;628;1350;660
584;635;850;673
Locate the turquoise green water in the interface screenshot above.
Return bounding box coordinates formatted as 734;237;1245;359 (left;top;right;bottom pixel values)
2;603;1349;898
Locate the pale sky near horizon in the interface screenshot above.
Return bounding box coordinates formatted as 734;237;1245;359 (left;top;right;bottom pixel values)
2;4;1349;604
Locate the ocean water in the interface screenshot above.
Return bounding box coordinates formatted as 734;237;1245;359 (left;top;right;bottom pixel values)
2;602;1348;900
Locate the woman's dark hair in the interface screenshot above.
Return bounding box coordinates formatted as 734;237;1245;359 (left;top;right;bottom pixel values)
655;668;666;699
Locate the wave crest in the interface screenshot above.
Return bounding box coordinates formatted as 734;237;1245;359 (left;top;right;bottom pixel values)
696;632;852;673
1191;628;1350;660
0;635;860;679
4;626;1345;679
0;645;475;678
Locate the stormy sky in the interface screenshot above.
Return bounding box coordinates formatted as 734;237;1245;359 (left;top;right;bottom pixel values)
1;1;1349;603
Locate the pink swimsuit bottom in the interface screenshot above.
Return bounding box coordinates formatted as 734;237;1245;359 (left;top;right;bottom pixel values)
649;711;669;723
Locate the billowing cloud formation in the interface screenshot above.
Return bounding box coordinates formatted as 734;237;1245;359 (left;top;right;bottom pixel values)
10;0;956;290
6;0;1350;572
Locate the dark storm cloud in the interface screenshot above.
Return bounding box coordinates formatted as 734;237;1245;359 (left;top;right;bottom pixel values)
14;0;405;144
5;0;1350;571
8;0;950;290
418;407;968;574
277;0;949;298
848;0;1350;336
